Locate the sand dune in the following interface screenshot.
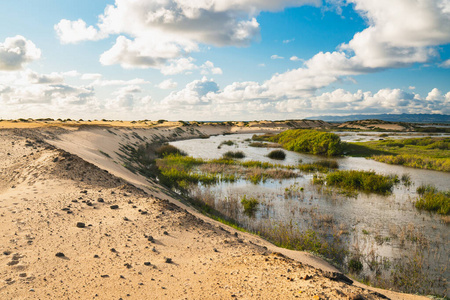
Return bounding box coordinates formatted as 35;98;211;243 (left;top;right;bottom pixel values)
0;125;427;299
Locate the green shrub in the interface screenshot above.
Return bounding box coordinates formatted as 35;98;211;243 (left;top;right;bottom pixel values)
272;129;342;156
252;133;275;141
155;145;187;157
267;150;286;160
348;258;363;273
323;170;398;194
223;151;245;159
415;186;450;215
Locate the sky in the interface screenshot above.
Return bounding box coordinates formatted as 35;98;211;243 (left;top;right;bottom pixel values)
0;0;449;121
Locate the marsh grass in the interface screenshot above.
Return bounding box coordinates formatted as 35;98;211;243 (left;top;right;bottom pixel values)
267;150;286;160
248;142;281;148
223;151;245;159
323;170;399;195
155;144;187;157
218;140;235;148
272;129;343;156
241;195;259;216
347;137;450;172
252;133;276;141
298;160;339;173
415;185;450;215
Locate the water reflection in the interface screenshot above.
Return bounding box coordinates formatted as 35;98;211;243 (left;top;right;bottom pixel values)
170;133;449;296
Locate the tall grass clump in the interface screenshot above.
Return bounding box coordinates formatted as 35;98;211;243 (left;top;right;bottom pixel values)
267;150;286;160
241;195;259;216
218;140;235;148
415;185;450;215
323;170;399;195
223;151;245;159
298;160;339;173
155;144;187;157
272;129;342;156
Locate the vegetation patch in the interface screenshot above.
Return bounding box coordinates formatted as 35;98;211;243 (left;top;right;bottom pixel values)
271;129;343;156
346;137;450;172
218;140;235;148
267;150;286;160
415;185;450;215
298;160;339;173
241;195;259;216
319;170;399;195
252;133;276;141
248;142;281;148
223;151;245;159
155;144;187;157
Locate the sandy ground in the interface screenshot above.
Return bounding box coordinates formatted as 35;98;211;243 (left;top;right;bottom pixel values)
0;125;429;299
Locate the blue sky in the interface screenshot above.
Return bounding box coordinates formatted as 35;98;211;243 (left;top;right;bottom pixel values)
0;0;449;120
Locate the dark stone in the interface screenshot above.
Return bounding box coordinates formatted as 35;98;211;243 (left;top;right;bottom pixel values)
165;258;172;264
97;198;104;203
144;262;151;266
124;263;132;269
163;231;169;235
110;205;119;210
76;222;85;228
55;252;65;258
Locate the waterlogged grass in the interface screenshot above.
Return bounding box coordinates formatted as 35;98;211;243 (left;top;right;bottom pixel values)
267;150;286;160
223;151;245;159
321;170;399;195
297;160;339;173
372;154;450;172
218;140;235;148
155;154;299;188
346;137;450;172
248;142;281;148
271;129;343;156
241;195;259;216
415;185;450;215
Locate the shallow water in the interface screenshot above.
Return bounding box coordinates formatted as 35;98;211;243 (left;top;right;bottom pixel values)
171;133;450;295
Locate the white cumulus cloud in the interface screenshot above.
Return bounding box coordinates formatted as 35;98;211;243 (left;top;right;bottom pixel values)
0;36;41;71
55;19;108;44
158;79;178;90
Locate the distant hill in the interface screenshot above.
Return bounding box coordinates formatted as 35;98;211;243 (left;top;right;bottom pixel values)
306;114;450;123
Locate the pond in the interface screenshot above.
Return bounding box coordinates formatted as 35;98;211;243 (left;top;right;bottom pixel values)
170;133;449;296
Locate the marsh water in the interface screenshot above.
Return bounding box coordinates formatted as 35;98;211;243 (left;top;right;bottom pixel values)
170;133;449;295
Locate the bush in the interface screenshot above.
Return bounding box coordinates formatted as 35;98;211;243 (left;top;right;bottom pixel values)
223;151;245;159
348;258;363;273
267;150;286;160
272;129;343;156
